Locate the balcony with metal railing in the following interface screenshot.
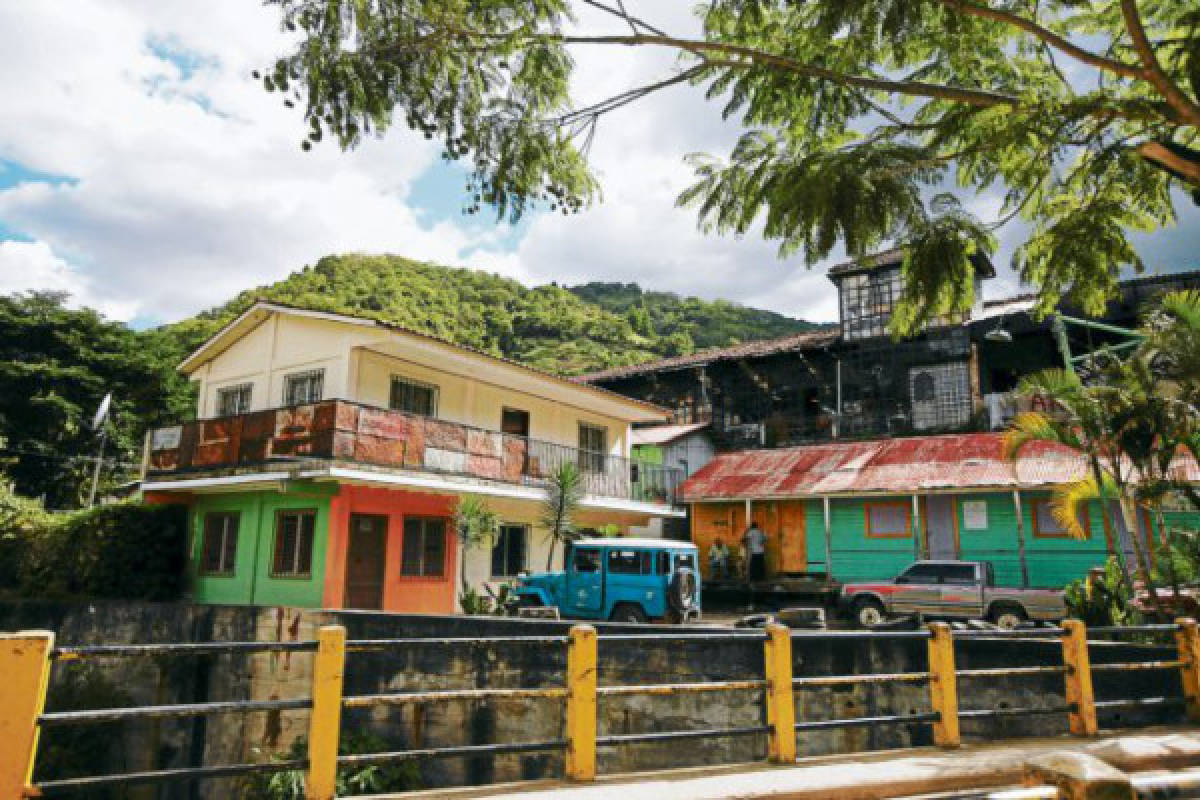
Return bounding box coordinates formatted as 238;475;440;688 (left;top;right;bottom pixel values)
144;399;683;507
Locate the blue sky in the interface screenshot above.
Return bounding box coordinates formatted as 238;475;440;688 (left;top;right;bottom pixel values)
1;1;1198;329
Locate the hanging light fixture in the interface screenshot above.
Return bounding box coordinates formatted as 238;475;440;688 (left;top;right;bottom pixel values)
985;318;1012;343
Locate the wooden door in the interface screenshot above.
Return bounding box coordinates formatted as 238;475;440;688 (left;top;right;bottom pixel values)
778;501;807;574
345;514;387;610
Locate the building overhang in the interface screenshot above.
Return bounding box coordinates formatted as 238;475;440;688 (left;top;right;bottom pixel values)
142;467;686;518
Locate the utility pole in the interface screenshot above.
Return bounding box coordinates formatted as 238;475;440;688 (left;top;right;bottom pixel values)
87;393;112;509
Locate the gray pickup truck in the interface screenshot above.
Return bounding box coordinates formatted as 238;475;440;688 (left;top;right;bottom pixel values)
840;560;1067;629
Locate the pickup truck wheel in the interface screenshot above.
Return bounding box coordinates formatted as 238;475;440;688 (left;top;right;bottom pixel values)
610;603;648;624
989;604;1026;630
854;598;887;629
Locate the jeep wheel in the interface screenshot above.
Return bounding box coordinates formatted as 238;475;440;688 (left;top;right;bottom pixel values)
610;603;648;624
989;604;1026;631
854;598;887;629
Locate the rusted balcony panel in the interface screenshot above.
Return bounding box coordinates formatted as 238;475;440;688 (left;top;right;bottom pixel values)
147;399;682;505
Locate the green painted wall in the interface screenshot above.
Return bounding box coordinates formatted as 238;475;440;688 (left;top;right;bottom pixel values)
189;484;334;607
802;490;1117;589
632;444;664;465
803;498;918;582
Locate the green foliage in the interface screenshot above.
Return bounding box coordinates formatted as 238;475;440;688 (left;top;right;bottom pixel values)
0;292;194;508
155;254;814;378
540;461;583;570
0;478;54;587
453;495;499;610
1064;556;1141;629
2;498;188;602
1151;528;1200;588
35;664;133;799
263;0;1200;333
458;584;495;615
242;730;422;798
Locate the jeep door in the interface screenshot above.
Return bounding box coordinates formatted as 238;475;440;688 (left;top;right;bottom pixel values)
605;549;661;618
567;546;604;615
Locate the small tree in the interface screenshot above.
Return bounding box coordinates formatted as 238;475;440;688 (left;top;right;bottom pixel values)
541;461;584;570
452;495;499;612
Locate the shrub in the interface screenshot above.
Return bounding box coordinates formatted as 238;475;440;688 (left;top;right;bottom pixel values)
241;731;422;798
0;485;188;602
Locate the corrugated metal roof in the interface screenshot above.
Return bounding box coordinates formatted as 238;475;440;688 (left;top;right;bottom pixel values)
576;328;839;383
679;432;1198;500
631;422;710;446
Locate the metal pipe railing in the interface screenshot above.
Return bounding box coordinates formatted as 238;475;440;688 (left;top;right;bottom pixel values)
5;617;1197;799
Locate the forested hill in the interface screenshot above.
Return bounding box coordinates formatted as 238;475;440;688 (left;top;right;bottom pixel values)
161;254;817;375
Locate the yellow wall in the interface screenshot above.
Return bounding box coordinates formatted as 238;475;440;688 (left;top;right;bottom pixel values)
193;311;634;457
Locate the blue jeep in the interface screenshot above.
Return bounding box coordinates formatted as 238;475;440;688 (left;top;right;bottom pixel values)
512;538;702;624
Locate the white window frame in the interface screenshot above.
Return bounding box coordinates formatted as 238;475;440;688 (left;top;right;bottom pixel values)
216;383;253;417
283;369;324;406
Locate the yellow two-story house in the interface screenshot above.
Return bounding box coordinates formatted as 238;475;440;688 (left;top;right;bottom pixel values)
141;301;681;614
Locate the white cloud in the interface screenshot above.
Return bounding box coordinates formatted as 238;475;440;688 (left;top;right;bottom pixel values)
0;239;136;319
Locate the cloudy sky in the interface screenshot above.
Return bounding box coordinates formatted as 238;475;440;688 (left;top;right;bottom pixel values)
1;2;1198;328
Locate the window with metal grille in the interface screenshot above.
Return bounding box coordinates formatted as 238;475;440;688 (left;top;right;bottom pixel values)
1032;498;1085;538
200;513;239;575
908;362;971;431
840;268;905;340
402;517;446;577
491;524;527;577
390;376;437;417
865;502;911;538
283;369;324;406
216;384;252;417
578;423;607;473
272;510;315;577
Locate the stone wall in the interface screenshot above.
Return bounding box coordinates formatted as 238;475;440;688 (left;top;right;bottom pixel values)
0;601;1185;799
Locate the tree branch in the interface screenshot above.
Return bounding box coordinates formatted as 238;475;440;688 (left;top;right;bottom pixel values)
1138;141;1200;186
1120;0;1200;128
940;0;1145;80
546;33;1021;108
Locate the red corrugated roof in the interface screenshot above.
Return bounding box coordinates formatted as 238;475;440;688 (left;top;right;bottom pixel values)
679;432;1199;500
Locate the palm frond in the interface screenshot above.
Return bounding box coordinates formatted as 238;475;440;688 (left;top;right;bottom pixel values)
1002;411;1066;460
1050;475;1116;541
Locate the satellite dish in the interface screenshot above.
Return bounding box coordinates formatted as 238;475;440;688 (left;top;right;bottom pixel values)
92;393;112;431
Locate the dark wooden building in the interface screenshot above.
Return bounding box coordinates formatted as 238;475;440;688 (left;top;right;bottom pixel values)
581;252;1200;451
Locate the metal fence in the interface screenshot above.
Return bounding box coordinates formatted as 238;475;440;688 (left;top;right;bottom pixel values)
3;619;1198;799
145;398;684;506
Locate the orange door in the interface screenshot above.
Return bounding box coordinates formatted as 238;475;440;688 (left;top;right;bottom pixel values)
779;501;807;573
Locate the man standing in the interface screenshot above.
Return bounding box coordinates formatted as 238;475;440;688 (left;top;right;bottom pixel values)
742;520;767;583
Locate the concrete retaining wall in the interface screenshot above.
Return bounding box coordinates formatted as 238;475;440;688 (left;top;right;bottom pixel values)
0;601;1184;798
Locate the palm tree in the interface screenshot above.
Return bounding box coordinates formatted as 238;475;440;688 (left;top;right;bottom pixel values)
541;461;584;570
1003;369;1153;582
453;495;499;604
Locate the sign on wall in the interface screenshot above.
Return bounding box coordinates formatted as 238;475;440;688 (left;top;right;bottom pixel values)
962;501;988;530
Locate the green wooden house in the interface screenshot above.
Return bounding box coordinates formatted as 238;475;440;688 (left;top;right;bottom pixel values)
681;432;1199;589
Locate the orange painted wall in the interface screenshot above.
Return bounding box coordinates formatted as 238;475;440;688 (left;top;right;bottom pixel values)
690;500;807;579
324;484;458;614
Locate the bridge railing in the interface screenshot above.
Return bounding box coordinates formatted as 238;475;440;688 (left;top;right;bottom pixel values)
2;619;1197;799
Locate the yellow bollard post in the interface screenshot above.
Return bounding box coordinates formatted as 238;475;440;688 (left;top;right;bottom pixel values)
763;622;797;764
0;630;55;800
1175;618;1200;722
305;625;347;800
1061;619;1098;736
927;622;960;748
565;624;597;782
